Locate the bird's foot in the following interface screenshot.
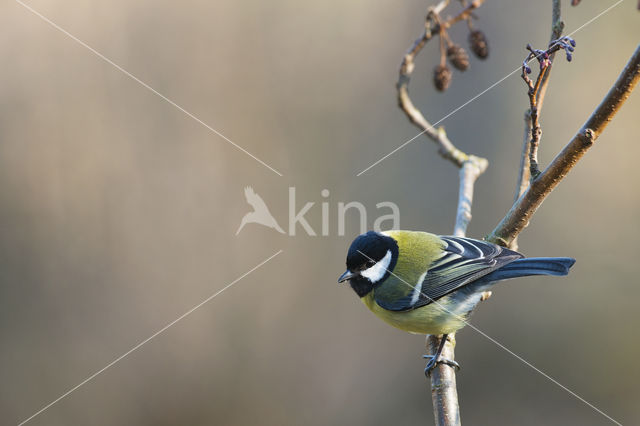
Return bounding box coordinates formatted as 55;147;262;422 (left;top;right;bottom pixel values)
423;355;461;377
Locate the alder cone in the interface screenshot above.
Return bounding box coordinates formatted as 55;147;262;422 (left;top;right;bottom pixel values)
447;44;470;71
469;30;489;59
433;65;452;92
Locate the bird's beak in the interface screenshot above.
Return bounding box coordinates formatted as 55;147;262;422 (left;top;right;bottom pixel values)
338;270;358;283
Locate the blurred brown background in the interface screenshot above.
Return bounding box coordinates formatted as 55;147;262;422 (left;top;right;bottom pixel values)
1;0;639;425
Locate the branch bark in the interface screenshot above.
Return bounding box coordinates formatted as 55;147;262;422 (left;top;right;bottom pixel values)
520;31;573;182
488;44;640;247
426;334;460;426
536;0;564;112
523;62;548;180
512;0;563;249
454;158;489;238
514;110;532;205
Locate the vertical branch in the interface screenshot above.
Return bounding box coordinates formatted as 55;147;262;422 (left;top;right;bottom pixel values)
536;0;564;112
514;110;532;204
512;0;564;251
454;158;489;238
511;1;566;249
529;0;564;177
426;334;460;426
525;62;549;179
427;154;487;426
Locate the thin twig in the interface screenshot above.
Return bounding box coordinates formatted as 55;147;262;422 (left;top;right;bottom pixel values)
515;1;563;200
397;0;485;167
520;36;576;181
512;1;563;250
514;110;532;204
523;58;548;180
536;0;564;111
488;44;640;247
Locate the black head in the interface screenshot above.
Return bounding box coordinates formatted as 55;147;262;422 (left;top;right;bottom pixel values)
338;231;399;297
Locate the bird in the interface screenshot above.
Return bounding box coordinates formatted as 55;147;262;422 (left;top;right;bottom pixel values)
236;186;285;235
338;230;575;374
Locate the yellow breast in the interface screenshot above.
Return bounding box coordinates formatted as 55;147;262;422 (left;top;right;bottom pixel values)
361;292;467;335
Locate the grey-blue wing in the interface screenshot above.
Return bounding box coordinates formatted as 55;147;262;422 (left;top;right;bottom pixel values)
376;236;522;312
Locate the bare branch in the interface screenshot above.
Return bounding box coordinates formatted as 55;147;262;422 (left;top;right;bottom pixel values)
536;0;564;111
521;36;575;180
426;334;460;426
488;44;640;247
514;110;532;204
522;56;549;180
397;0;486;167
454;157;489;237
512;0;563;250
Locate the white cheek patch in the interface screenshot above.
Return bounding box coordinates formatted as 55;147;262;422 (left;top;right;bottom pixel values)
360;250;392;283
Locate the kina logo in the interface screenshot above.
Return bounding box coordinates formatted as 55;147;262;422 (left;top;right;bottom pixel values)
236;187;285;235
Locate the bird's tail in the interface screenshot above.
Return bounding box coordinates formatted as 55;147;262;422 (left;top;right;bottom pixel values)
484;257;576;282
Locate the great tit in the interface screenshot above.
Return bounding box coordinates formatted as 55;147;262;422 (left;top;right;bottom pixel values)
338;230;575;372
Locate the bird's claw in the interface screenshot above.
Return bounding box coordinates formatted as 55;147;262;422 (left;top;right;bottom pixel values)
423;355;461;376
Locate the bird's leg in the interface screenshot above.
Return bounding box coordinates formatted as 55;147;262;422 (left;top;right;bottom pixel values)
424;334;460;376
